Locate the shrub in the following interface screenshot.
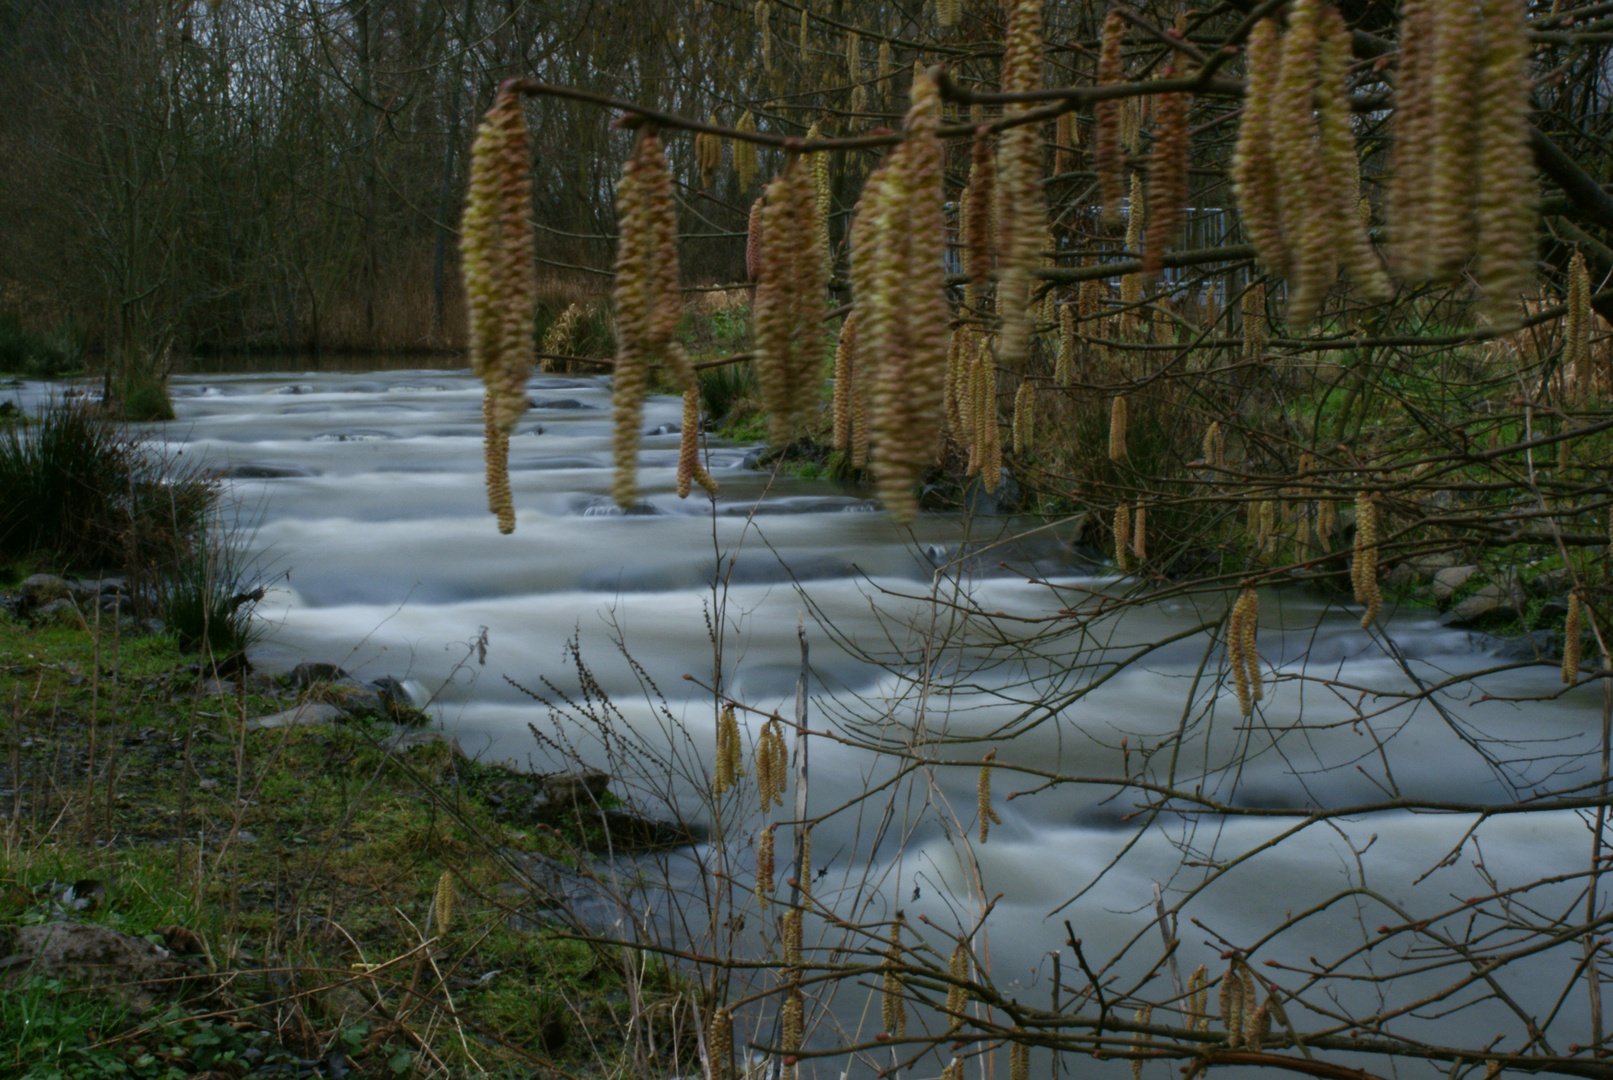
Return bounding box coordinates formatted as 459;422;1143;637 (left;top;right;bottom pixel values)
0;312;84;378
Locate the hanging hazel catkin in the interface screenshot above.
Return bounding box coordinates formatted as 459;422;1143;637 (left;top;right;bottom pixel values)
1227;588;1260;716
1220;960;1246;1048
1114;503;1132;572
945;941;971;1032
833;313;857;453
1121;171;1145;309
1187;965;1210;1032
696;121;722;188
1563;592;1583;684
1094;13;1127;227
1314;9;1390;303
1056;303;1075;385
806;122;832;259
1272;1;1336;325
1011;1040;1030;1080
1142;76;1189;279
1242;283;1267;362
1389;0;1436;278
1425;0;1481;284
1132;501;1146;562
709;1008;733;1080
433;870;456;935
963;129;996;303
860;71;949;523
978;750;1003;842
1056;111;1076;176
1566;251;1591;401
482;393;514;534
1352;490;1381;628
1202;419;1224;472
746;196;765;282
676;385;717;498
882;915;907;1036
1474;0;1535;327
846;27;861;81
1012;380;1036;455
463;88;536;533
1232;18;1287;278
756;0;772;72
756;824;776;906
994;0;1047;372
1109;395;1128;460
735;112;759;190
756;154;827;447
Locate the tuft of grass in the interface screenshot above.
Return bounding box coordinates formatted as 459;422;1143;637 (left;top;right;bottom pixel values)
0;311;84;378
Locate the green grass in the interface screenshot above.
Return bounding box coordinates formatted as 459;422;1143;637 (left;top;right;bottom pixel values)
0;613;683;1079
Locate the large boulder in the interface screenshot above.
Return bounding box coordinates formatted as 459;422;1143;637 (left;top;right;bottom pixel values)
1431;565;1479;604
18;574;71;603
0;922;192;1011
1444;582;1525;628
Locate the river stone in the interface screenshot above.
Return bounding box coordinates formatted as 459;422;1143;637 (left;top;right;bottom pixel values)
0;922;190;1011
1444;583;1523;628
1431;565;1479;603
1532;566;1575;594
33;599;86;628
1406;553;1458;576
1384;563;1418;590
18;574;71;603
246;702;343;730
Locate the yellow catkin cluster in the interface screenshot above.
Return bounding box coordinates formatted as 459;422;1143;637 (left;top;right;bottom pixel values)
1056;303;1075;386
540;302;585;368
1056;111;1078;177
1132;501;1147;563
805;122;832;258
1011;380;1036;456
463;88;536;532
963;130;996;303
846;28;861;82
781;986;804;1070
1120;97;1145;155
1318;496;1337;541
1109;395;1128;461
945;941;970;1031
1129;1007;1152;1080
1094;13;1126;227
1114;503;1132;572
1227;588;1262;716
938;0;960;28
1242;283;1267;362
798;828;813;896
1563;592;1583;684
677;386;717;499
965;344;1002;491
709;1007;733;1080
482;392;514;534
1142;77;1189;278
878;39;892;81
1393;0;1534;321
1352;490;1382;628
713;704;744;796
1233;6;1387;324
1121;172;1144;309
756;823;776;907
756;0;772;72
782;907;802;967
610;128;695;509
855;71;949;523
945;330;966;436
746;196;765;282
994;0;1047;371
797;6;808;52
735;112;759;190
1186;965;1209;1031
941;1061;963;1080
696;122;722;188
756;154;828;447
1202;420;1224;473
882;915;906;1035
755;717;788;808
1218;959;1257;1048
433;870;456;935
1010;1040;1030;1080
832;313;857;452
1566;251;1591;402
977;750;1002;842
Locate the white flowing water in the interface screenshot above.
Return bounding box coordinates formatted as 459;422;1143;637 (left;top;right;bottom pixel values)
7;368;1603;1069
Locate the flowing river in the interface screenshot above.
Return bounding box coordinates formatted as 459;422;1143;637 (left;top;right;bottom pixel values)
10;366;1605;1070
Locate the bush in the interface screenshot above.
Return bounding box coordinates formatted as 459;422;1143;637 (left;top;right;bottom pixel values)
158;513;263;656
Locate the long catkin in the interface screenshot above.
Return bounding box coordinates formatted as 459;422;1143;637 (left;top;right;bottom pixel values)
1353;491;1382;628
1142;78;1189;278
1094;13;1127;228
1473;0;1536;327
1232;18;1288;276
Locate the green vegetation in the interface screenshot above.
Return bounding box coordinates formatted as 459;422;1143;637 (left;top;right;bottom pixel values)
0;312;84;379
0;616;682;1079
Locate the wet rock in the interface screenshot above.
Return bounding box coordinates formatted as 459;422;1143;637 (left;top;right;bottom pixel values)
1431;565;1479;604
246;702;343;730
1406;553;1458;576
529;398;595;410
226;464;319;479
382;730;463;756
18;574;70;603
324;678;384;717
289;662;347;688
1485;629;1559;662
198;677;235;697
370;677;427;725
1532;566;1576;595
0;922;191;1011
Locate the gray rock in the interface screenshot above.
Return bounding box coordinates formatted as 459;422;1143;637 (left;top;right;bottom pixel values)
1444;583;1523;627
0;922;188;1011
18;574;71;603
198;677;235;698
382;729;463;756
244;670;280;694
1384;563;1418;589
289;662;347;687
1432;565;1479;603
1486;629;1558;662
246;702;343;730
1532;566;1576;594
1407;553;1458;576
33;599;85;628
330;682;384;717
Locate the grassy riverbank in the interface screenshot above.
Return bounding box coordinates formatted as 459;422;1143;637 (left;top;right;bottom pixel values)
0;612;682;1079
